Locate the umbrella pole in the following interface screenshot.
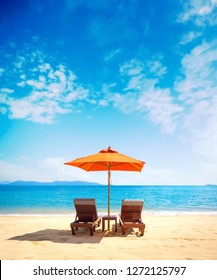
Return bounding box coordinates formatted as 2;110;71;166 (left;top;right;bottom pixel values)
108;168;111;230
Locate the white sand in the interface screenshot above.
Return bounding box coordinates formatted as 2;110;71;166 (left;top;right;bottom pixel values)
0;215;217;260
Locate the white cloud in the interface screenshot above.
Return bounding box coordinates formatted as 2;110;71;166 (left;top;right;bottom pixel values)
138;88;182;134
38;63;51;72
178;0;217;26
17;81;26;87
65;88;89;103
175;0;217;164
8;95;72;124
124;74;146;91
14;56;26;69
0;159;37;181
0;157;106;183
0;49;91;124
148;61;167;77
199;5;212;15
1;156;213;185
0;94;8;105
104;48;121;61
0;88;14;115
105;38;217;161
176;39;217;99
9;99;33;119
20;74;26;79
98;99;109;106
106;57;181;133
175;39;217;158
120;59;143;76
40;157;92;181
147;55;167;77
176;40;217;101
180;31;202;45
1;88;14;94
26;79;45;89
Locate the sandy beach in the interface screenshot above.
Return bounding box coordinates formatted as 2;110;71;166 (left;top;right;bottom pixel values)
0;214;217;260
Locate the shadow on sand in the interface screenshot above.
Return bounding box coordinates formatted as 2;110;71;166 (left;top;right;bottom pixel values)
8;225;134;244
8;228;105;244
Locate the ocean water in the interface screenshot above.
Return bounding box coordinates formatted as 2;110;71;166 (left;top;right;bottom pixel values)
0;184;217;215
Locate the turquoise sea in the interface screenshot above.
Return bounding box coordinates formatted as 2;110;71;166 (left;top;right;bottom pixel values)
0;184;217;215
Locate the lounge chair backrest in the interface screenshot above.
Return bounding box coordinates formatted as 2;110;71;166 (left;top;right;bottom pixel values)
74;198;98;222
121;199;144;223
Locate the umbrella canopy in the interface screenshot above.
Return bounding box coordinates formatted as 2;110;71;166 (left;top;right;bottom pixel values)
64;146;145;230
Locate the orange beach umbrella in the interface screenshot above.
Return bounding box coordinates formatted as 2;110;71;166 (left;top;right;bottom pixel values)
64;146;145;230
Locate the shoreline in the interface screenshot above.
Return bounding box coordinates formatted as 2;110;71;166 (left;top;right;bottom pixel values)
0;214;217;260
1;210;217;216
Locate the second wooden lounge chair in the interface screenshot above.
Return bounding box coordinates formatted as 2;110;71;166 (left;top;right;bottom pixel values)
119;199;145;236
70;198;102;236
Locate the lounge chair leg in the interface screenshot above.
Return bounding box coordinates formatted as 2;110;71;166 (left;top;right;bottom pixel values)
90;228;93;236
70;224;76;235
140;225;145;236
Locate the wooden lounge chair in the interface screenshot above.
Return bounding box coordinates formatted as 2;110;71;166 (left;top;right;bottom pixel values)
119;199;145;236
70;198;102;236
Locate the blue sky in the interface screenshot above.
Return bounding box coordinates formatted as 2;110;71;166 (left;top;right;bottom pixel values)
0;0;217;185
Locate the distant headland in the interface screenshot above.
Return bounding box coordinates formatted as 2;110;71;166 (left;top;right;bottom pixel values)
0;180;102;186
